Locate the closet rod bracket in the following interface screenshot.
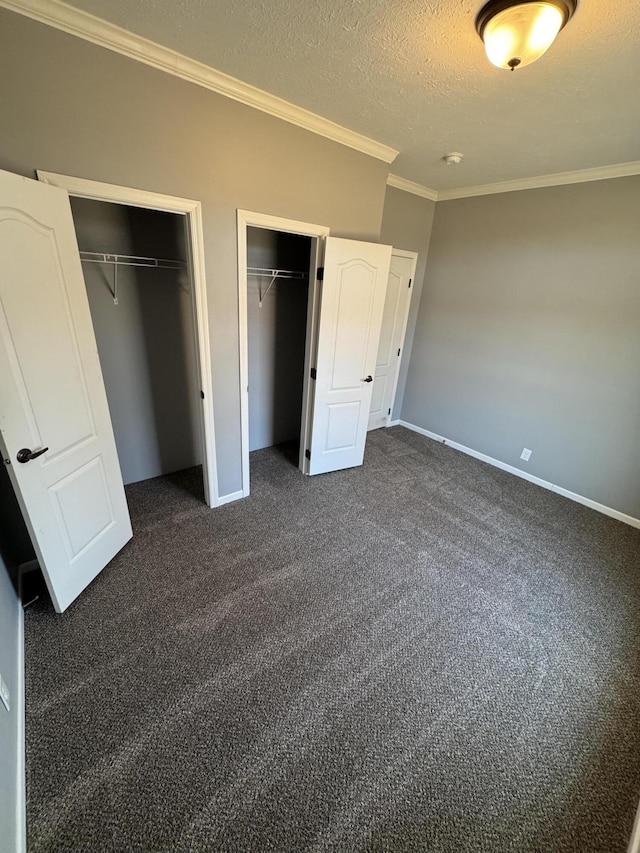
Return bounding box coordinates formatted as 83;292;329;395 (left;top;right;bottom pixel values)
259;274;278;308
112;261;119;305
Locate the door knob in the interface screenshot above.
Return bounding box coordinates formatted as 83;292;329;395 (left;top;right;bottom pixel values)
16;447;48;464
362;375;373;383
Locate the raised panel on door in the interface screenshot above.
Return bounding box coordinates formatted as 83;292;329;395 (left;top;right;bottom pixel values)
308;237;391;475
0;169;132;613
2;213;97;460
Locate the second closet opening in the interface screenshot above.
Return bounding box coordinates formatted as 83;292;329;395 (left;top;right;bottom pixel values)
247;226;314;473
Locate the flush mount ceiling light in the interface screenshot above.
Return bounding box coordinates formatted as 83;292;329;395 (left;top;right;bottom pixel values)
475;0;577;70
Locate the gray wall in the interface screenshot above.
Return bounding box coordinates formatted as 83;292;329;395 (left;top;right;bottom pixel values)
0;9;388;497
402;177;640;519
247;228;311;451
71;198;202;484
380;187;436;420
0;548;24;851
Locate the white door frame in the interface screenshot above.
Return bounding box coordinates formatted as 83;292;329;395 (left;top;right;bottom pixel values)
385;248;418;427
36;170;220;507
237;210;330;497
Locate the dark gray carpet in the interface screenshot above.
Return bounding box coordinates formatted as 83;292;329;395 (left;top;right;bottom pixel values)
24;427;640;852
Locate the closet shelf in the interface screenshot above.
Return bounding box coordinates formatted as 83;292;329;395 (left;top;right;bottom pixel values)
247;267;308;307
247;267;307;279
79;251;186;305
79;251;186;270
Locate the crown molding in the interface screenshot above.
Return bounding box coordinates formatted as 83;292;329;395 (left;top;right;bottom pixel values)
437;160;640;201
4;0;638;194
0;0;399;165
386;174;439;201
389;160;640;204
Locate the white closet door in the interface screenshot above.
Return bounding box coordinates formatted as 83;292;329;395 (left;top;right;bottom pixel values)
0;169;132;613
307;236;391;475
368;251;417;431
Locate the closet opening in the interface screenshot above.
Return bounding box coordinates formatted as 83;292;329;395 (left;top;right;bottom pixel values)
246;226;313;474
69;197;206;503
238;211;330;497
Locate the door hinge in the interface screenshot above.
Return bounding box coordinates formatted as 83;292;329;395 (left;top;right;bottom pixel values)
397;348;401;357
310;367;317;380
317;267;324;281
305;449;311;460
408;278;412;288
388;408;391;415
200;390;204;399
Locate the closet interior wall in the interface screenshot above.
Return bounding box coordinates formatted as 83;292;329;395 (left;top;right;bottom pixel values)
247;227;312;453
70;198;202;485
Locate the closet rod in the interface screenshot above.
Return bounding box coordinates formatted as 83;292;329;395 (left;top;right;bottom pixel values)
79;251;186;270
247;267;308;307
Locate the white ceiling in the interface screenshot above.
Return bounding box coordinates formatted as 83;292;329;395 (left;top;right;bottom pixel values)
38;0;640;191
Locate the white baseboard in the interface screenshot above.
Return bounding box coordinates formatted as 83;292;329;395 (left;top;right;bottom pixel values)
398;420;640;530
387;419;401;427
214;489;244;507
629;802;640;853
16;597;25;853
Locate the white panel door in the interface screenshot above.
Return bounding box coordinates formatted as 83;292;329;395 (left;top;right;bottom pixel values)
307;236;392;475
0;169;132;613
368;251;417;431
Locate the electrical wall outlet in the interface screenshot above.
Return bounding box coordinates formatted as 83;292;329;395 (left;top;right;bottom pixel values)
0;672;10;712
520;448;532;462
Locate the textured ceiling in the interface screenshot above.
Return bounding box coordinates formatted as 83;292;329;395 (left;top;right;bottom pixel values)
55;0;640;190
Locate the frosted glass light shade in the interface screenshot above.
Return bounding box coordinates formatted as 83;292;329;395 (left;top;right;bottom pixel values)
477;1;574;70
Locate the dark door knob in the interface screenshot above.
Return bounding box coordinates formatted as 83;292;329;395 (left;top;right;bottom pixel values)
16;447;48;464
362;375;373;383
